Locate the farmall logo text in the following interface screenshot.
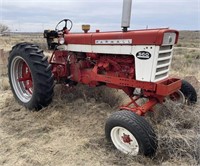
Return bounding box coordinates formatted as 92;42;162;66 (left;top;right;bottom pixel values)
136;51;151;60
95;39;132;45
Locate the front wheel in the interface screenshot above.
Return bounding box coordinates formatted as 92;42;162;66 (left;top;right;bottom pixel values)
169;80;197;105
8;42;54;110
105;110;158;157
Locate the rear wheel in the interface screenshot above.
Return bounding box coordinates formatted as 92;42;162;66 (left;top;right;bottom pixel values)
105;110;157;157
8;42;54;110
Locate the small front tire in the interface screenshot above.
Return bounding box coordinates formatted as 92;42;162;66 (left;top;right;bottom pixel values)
169;80;197;105
105;110;158;157
180;80;197;104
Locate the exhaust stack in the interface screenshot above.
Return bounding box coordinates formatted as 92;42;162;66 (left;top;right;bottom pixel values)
121;0;132;32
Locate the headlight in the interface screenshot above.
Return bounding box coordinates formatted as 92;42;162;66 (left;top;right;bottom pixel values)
58;37;65;44
162;33;176;45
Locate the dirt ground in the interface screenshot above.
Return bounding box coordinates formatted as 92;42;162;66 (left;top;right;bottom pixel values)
0;86;147;166
0;32;200;166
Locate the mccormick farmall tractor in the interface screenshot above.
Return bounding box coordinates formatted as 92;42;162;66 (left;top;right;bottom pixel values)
8;0;197;157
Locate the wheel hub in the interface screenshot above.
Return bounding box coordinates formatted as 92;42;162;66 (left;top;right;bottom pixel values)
10;56;33;103
169;90;185;104
121;133;132;144
18;62;33;94
111;126;139;156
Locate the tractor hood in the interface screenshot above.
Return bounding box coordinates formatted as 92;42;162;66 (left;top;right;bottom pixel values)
64;28;179;46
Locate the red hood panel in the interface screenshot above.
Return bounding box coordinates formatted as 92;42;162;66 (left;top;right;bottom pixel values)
65;29;179;45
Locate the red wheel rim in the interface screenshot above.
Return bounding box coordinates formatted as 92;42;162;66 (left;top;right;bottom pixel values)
10;56;33;103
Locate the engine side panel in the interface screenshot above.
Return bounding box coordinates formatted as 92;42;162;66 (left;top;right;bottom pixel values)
60;44;164;82
60;29;178;82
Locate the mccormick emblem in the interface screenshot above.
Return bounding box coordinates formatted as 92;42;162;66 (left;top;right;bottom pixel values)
136;51;151;60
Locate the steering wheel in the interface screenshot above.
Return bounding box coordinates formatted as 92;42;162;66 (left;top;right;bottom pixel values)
55;19;73;32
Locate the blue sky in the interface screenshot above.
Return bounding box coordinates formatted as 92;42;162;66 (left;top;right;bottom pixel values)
0;0;199;32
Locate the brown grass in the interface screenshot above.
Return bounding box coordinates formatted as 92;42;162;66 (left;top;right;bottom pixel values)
176;31;200;48
55;85;200;165
147;101;199;165
1;84;199;165
171;48;200;80
0;33;48;51
0;76;9;90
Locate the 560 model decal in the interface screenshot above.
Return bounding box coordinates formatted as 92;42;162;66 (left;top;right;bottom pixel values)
136;51;151;60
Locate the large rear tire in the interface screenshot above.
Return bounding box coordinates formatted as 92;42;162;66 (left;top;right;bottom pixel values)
8;42;54;110
105;110;158;157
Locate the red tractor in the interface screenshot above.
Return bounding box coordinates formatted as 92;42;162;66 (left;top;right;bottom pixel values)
8;0;197;157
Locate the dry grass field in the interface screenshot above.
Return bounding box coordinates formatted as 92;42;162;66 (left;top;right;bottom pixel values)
0;31;199;166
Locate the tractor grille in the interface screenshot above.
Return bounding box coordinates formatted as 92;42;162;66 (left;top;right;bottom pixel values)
154;45;173;81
